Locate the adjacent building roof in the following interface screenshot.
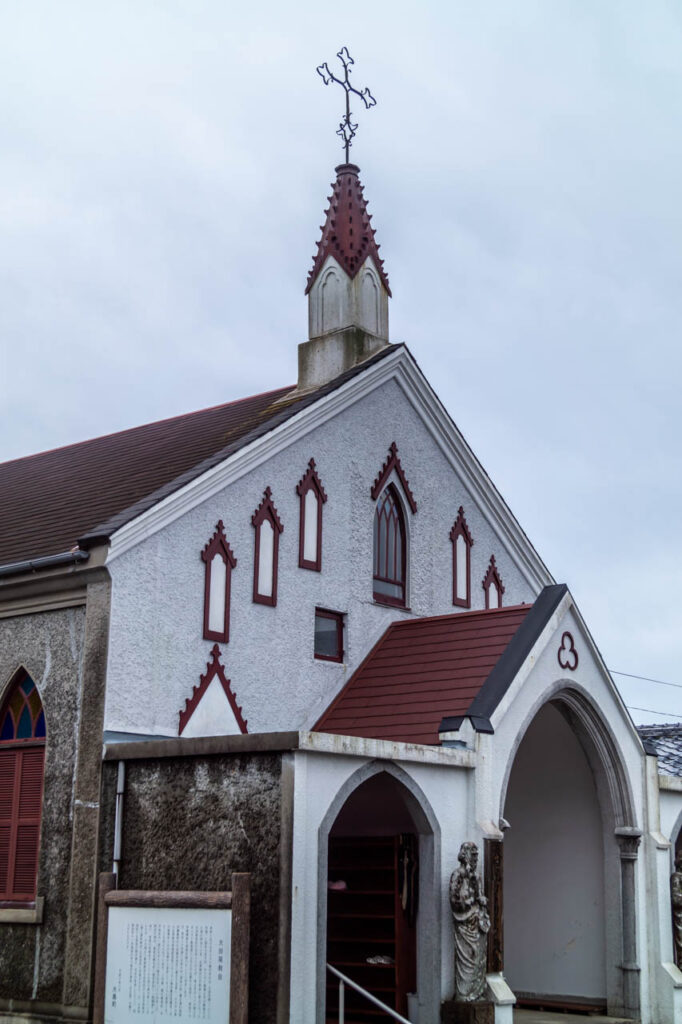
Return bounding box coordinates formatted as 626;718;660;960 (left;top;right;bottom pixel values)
305;163;391;296
637;724;682;777
316;603;532;746
0;345;399;569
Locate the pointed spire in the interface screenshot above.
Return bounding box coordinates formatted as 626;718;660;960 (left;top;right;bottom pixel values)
306;164;391;296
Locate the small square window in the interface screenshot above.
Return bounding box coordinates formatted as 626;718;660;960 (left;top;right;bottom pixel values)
314;609;344;663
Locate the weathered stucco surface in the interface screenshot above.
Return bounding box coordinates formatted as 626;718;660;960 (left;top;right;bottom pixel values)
105;376;543;738
107;752;284;1024
0;606;85;1006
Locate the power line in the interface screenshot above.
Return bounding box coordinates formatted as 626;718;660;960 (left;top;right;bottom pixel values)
626;704;682;719
611;669;682;692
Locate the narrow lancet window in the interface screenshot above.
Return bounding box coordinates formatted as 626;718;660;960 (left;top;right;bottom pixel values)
296;459;328;571
482;556;505;610
252;488;284;606
373;485;407;606
450;507;474;608
201;521;237;643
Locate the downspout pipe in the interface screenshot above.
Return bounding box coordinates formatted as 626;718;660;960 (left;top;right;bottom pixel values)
113;761;126;877
0;548;90;579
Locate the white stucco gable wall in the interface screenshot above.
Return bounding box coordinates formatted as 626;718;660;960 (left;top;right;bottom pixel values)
102;349;552;739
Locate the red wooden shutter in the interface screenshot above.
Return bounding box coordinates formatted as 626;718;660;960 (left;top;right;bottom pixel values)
0;746;44;901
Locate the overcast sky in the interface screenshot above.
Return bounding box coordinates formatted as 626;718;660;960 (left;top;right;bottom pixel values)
1;2;680;723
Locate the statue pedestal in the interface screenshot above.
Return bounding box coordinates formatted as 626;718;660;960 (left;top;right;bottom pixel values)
441;999;495;1024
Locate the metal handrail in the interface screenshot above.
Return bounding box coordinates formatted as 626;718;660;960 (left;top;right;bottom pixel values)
326;963;414;1024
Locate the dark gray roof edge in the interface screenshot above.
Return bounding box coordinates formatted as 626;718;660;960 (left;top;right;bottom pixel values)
640;738;659;756
103;729;302;761
464;584;569;721
79;344;403;547
0;548;90;577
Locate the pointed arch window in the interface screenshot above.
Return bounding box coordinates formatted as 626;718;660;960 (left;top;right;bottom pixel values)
252;488;284;606
201;521;237;643
450;507;474;608
373;485;407;606
482;556;505;610
0;669;46;903
297;459;328;572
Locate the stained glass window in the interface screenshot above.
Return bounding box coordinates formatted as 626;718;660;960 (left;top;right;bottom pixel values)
373;486;406;606
0;671;46;742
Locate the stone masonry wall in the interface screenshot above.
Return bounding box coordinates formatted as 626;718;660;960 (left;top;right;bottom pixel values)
101;752;284;1024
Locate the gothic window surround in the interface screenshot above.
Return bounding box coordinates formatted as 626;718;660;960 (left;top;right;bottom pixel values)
482;556;505;609
373;485;407;606
0;669;46;904
296;459;328;572
450;507;474;608
371;443;417;608
201;521;237;643
252;488;284;606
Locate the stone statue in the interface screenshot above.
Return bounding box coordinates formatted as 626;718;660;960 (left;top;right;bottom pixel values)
450;841;490;1002
671;852;682;967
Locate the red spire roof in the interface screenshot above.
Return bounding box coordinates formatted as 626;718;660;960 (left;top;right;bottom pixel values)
306;163;391;296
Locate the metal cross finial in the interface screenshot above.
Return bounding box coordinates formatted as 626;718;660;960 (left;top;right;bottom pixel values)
316;47;376;163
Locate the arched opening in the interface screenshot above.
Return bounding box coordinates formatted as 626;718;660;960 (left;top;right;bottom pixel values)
0;668;46;903
502;691;638;1017
318;765;439;1023
373;484;407;607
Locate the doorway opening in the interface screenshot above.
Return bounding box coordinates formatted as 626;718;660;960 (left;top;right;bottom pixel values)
503;702;607;1012
324;773;422;1022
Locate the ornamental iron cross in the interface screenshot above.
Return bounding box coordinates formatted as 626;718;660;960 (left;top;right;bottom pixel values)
317;47;376;163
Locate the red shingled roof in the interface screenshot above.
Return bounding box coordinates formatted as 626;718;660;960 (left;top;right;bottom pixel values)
315;604;531;746
0;345;399;569
306;163;391;296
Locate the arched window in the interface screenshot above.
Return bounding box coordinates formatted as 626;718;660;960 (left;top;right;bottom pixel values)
201;520;237;643
482;556;505;610
297;459;328;572
450;506;474;608
252;487;284;606
373;485;407;606
0;669;46;903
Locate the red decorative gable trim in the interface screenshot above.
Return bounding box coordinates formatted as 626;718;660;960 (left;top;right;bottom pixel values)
450;507;474;609
296;459;328;503
201;520;237;566
306;164;391;296
251;487;283;533
178;645;248;736
371;442;417;513
482;555;505;608
297;459;328;572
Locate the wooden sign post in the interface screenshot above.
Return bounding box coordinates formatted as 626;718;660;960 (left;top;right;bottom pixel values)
93;873;250;1024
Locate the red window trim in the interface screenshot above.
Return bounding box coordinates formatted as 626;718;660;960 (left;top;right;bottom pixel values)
482;555;505;609
450;506;474;608
251;487;284;607
373;484;407;608
178;644;248;736
314;608;344;663
371;442;418;513
296;459;328;572
201;521;237;643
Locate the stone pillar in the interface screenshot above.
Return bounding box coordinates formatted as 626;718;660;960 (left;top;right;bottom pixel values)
484;839;503;974
615;827;642;1018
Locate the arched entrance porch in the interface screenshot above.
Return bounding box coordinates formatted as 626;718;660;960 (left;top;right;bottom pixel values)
500;688;640;1019
316;762;440;1024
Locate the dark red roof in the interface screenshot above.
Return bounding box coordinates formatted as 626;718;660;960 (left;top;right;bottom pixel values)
306;163;391;296
0;345;400;568
315;604;531;746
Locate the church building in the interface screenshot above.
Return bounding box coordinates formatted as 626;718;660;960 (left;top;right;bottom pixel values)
2;153;682;1024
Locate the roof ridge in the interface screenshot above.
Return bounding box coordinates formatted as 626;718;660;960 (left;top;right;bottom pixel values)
391;603;531;629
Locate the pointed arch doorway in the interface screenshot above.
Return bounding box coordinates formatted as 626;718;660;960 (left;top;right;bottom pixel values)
501;692;640;1018
317;764;440;1024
